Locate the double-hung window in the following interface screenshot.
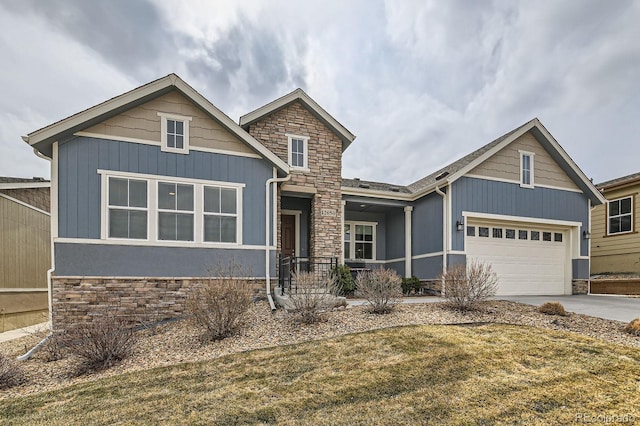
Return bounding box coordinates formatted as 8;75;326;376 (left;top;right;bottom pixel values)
158;182;194;241
520;151;535;188
158;112;192;154
287;134;309;170
608;196;633;235
108;177;148;239
344;222;376;260
204;186;238;243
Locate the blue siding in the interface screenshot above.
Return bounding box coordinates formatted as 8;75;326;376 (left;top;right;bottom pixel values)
572;259;589;280
55;243;274;277
281;197;310;258
385;209;405;260
412;256;443;279
451;177;590;256
345;211;386;260
412;192;443;255
384;260;404;277
58;136;272;245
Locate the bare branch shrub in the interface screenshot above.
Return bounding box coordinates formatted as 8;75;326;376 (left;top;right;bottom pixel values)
538;302;568;316
356;267;402;314
288;271;342;324
0;352;25;390
187;263;254;341
441;260;498;311
62;313;137;375
623;318;640;336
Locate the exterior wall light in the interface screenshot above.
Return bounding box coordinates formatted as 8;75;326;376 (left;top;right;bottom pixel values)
583;230;591;240
456;220;464;232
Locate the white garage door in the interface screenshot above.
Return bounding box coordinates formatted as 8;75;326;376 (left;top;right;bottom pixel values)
465;221;568;295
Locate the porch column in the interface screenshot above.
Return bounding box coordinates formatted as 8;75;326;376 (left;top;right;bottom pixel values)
404;206;413;278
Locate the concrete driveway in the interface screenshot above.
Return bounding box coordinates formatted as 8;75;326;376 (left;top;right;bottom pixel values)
498;295;640;322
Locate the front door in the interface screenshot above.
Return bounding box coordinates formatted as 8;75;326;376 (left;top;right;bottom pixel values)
282;214;296;258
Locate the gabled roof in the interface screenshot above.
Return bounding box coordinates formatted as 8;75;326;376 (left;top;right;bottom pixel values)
406;118;606;205
597;172;640;191
23;74;289;173
239;88;356;151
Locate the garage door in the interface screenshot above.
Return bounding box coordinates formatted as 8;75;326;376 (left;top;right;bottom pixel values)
465;221;568;295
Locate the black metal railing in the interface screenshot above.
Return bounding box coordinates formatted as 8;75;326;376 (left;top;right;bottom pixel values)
278;255;338;296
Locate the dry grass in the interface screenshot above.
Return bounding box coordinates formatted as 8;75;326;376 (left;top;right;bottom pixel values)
538;302;568;317
2;324;640;425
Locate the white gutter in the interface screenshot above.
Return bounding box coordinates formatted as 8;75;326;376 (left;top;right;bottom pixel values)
265;170;291;310
435;184;448;295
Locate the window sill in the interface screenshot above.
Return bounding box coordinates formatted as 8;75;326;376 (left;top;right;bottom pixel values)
161;147;190;155
603;231;637;238
519;183;535;189
290;167;310;173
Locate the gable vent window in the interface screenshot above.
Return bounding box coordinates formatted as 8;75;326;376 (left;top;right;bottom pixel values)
158;112;192;154
519;150;535;188
608;196;633;235
287;134;309;171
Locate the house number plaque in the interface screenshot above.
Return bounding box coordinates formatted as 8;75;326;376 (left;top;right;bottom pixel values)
321;209;337;217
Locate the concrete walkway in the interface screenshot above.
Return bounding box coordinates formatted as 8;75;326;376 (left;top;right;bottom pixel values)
498;295;640;323
0;322;49;344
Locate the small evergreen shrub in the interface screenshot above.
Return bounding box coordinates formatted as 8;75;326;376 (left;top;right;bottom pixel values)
538;302;568;316
623;318;640;336
356;267;402;314
331;264;356;295
401;276;421;295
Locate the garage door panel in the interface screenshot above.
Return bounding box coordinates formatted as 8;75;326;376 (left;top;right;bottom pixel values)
466;222;567;296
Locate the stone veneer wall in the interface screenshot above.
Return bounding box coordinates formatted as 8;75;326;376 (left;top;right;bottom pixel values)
52;277;266;328
247;101;343;259
572;279;589;295
0;187;50;212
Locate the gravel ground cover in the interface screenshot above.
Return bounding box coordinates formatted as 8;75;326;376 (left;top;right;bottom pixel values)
1;299;638;400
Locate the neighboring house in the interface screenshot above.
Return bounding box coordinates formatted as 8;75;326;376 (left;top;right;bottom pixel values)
24;74;604;327
0;177;51;332
591;172;640;275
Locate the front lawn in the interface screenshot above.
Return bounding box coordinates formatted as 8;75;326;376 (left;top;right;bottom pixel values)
2;323;639;425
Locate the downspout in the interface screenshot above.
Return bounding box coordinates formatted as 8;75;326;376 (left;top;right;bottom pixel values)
265;171;291;310
435;184;447;296
19;142;55;360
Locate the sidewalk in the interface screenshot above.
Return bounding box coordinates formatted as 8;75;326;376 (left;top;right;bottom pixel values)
0;322;49;344
347;296;441;306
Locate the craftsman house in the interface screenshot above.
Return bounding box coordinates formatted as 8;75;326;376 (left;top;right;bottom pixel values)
24;74;604;325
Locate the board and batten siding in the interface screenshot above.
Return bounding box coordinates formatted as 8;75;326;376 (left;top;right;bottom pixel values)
0;195;50;331
591;184;640;274
451;177;590;256
469;132;579;191
56;136;274;277
83;90;255;155
58;136;272;244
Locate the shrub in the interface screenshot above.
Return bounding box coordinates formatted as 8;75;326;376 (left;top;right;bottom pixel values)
356;267;402;314
441;260;498;311
187;263;254;341
331;264;356;295
401;275;421;296
0;352;25;390
289;271;342;324
538;302;568;316
62;313;137;374
623;318;640;336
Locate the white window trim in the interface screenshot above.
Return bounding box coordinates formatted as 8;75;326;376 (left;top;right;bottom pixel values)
519;150;535;188
286;133;310;171
158;112;192;154
99;170;243;245
344;221;377;261
105;176;150;241
607;195;634;236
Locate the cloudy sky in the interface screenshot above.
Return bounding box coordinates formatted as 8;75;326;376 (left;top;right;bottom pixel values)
1;0;639;186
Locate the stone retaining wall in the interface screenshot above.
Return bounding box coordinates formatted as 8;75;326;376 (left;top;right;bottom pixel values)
52;277;266;329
